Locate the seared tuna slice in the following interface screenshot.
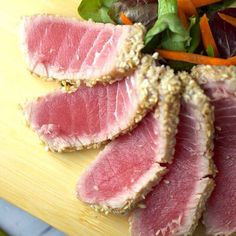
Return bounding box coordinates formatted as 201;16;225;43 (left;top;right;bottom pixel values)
23;56;161;152
76;68;181;214
129;73;215;236
192;65;236;236
21;15;145;85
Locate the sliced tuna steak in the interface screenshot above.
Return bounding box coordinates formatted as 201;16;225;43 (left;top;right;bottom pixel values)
192;65;236;236
23;56;161;152
76;68;181;214
129;73;215;236
21;15;145;85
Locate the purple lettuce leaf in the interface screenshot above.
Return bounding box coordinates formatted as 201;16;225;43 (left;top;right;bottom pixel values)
209;8;236;58
126;0;157;3
109;0;157;29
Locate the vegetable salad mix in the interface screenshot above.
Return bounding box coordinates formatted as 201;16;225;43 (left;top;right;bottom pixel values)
78;0;236;70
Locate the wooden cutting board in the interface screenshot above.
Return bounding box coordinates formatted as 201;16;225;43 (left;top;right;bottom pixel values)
0;1;206;235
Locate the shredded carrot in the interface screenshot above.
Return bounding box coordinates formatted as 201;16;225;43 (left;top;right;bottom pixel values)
229;56;236;63
177;0;198;17
156;49;236;66
191;0;222;8
218;12;236;27
119;12;133;25
200;14;220;57
178;7;189;29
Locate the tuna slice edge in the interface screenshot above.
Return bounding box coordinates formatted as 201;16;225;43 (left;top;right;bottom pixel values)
76;68;181;214
21;15;145;85
192;65;236;236
129;73;215;236
23;56;162;152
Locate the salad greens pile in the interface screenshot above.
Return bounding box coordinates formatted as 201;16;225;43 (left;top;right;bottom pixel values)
78;0;236;70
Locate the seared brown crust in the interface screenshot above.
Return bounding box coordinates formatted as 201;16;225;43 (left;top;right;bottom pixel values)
83;67;182;214
177;72;216;235
23;55;163;152
21;15;145;86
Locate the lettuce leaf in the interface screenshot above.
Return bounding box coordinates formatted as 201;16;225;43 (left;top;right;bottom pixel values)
209;8;236;58
145;0;190;51
200;0;236;15
187;16;201;53
109;1;157;29
78;0;116;23
121;0;157;4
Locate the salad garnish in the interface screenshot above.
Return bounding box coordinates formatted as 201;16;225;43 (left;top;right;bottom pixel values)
78;0;236;69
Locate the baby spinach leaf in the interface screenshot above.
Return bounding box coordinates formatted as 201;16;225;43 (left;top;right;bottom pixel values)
78;0;116;23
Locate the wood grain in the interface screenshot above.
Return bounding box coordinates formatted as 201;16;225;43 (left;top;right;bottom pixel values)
0;1;206;235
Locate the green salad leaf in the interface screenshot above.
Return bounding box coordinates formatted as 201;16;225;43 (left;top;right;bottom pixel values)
78;0;116;23
200;0;236;15
206;45;214;57
167;60;195;72
187;16;200;53
160;15;201;71
145;0;190;51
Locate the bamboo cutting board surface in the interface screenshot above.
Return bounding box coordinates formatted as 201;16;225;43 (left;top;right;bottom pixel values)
0;1;205;235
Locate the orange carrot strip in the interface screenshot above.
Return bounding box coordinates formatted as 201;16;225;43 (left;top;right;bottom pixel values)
119;12;133;25
229;56;236;63
178;7;189;29
192;0;222;8
218;12;236;27
156;49;236;66
178;0;198;16
200;14;220;57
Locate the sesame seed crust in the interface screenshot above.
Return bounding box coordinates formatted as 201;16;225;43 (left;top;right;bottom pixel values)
114;23;145;74
177;72;216;235
84;67;182;215
89;166;167;215
191;65;236;84
191;65;236;96
154;67;181;163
